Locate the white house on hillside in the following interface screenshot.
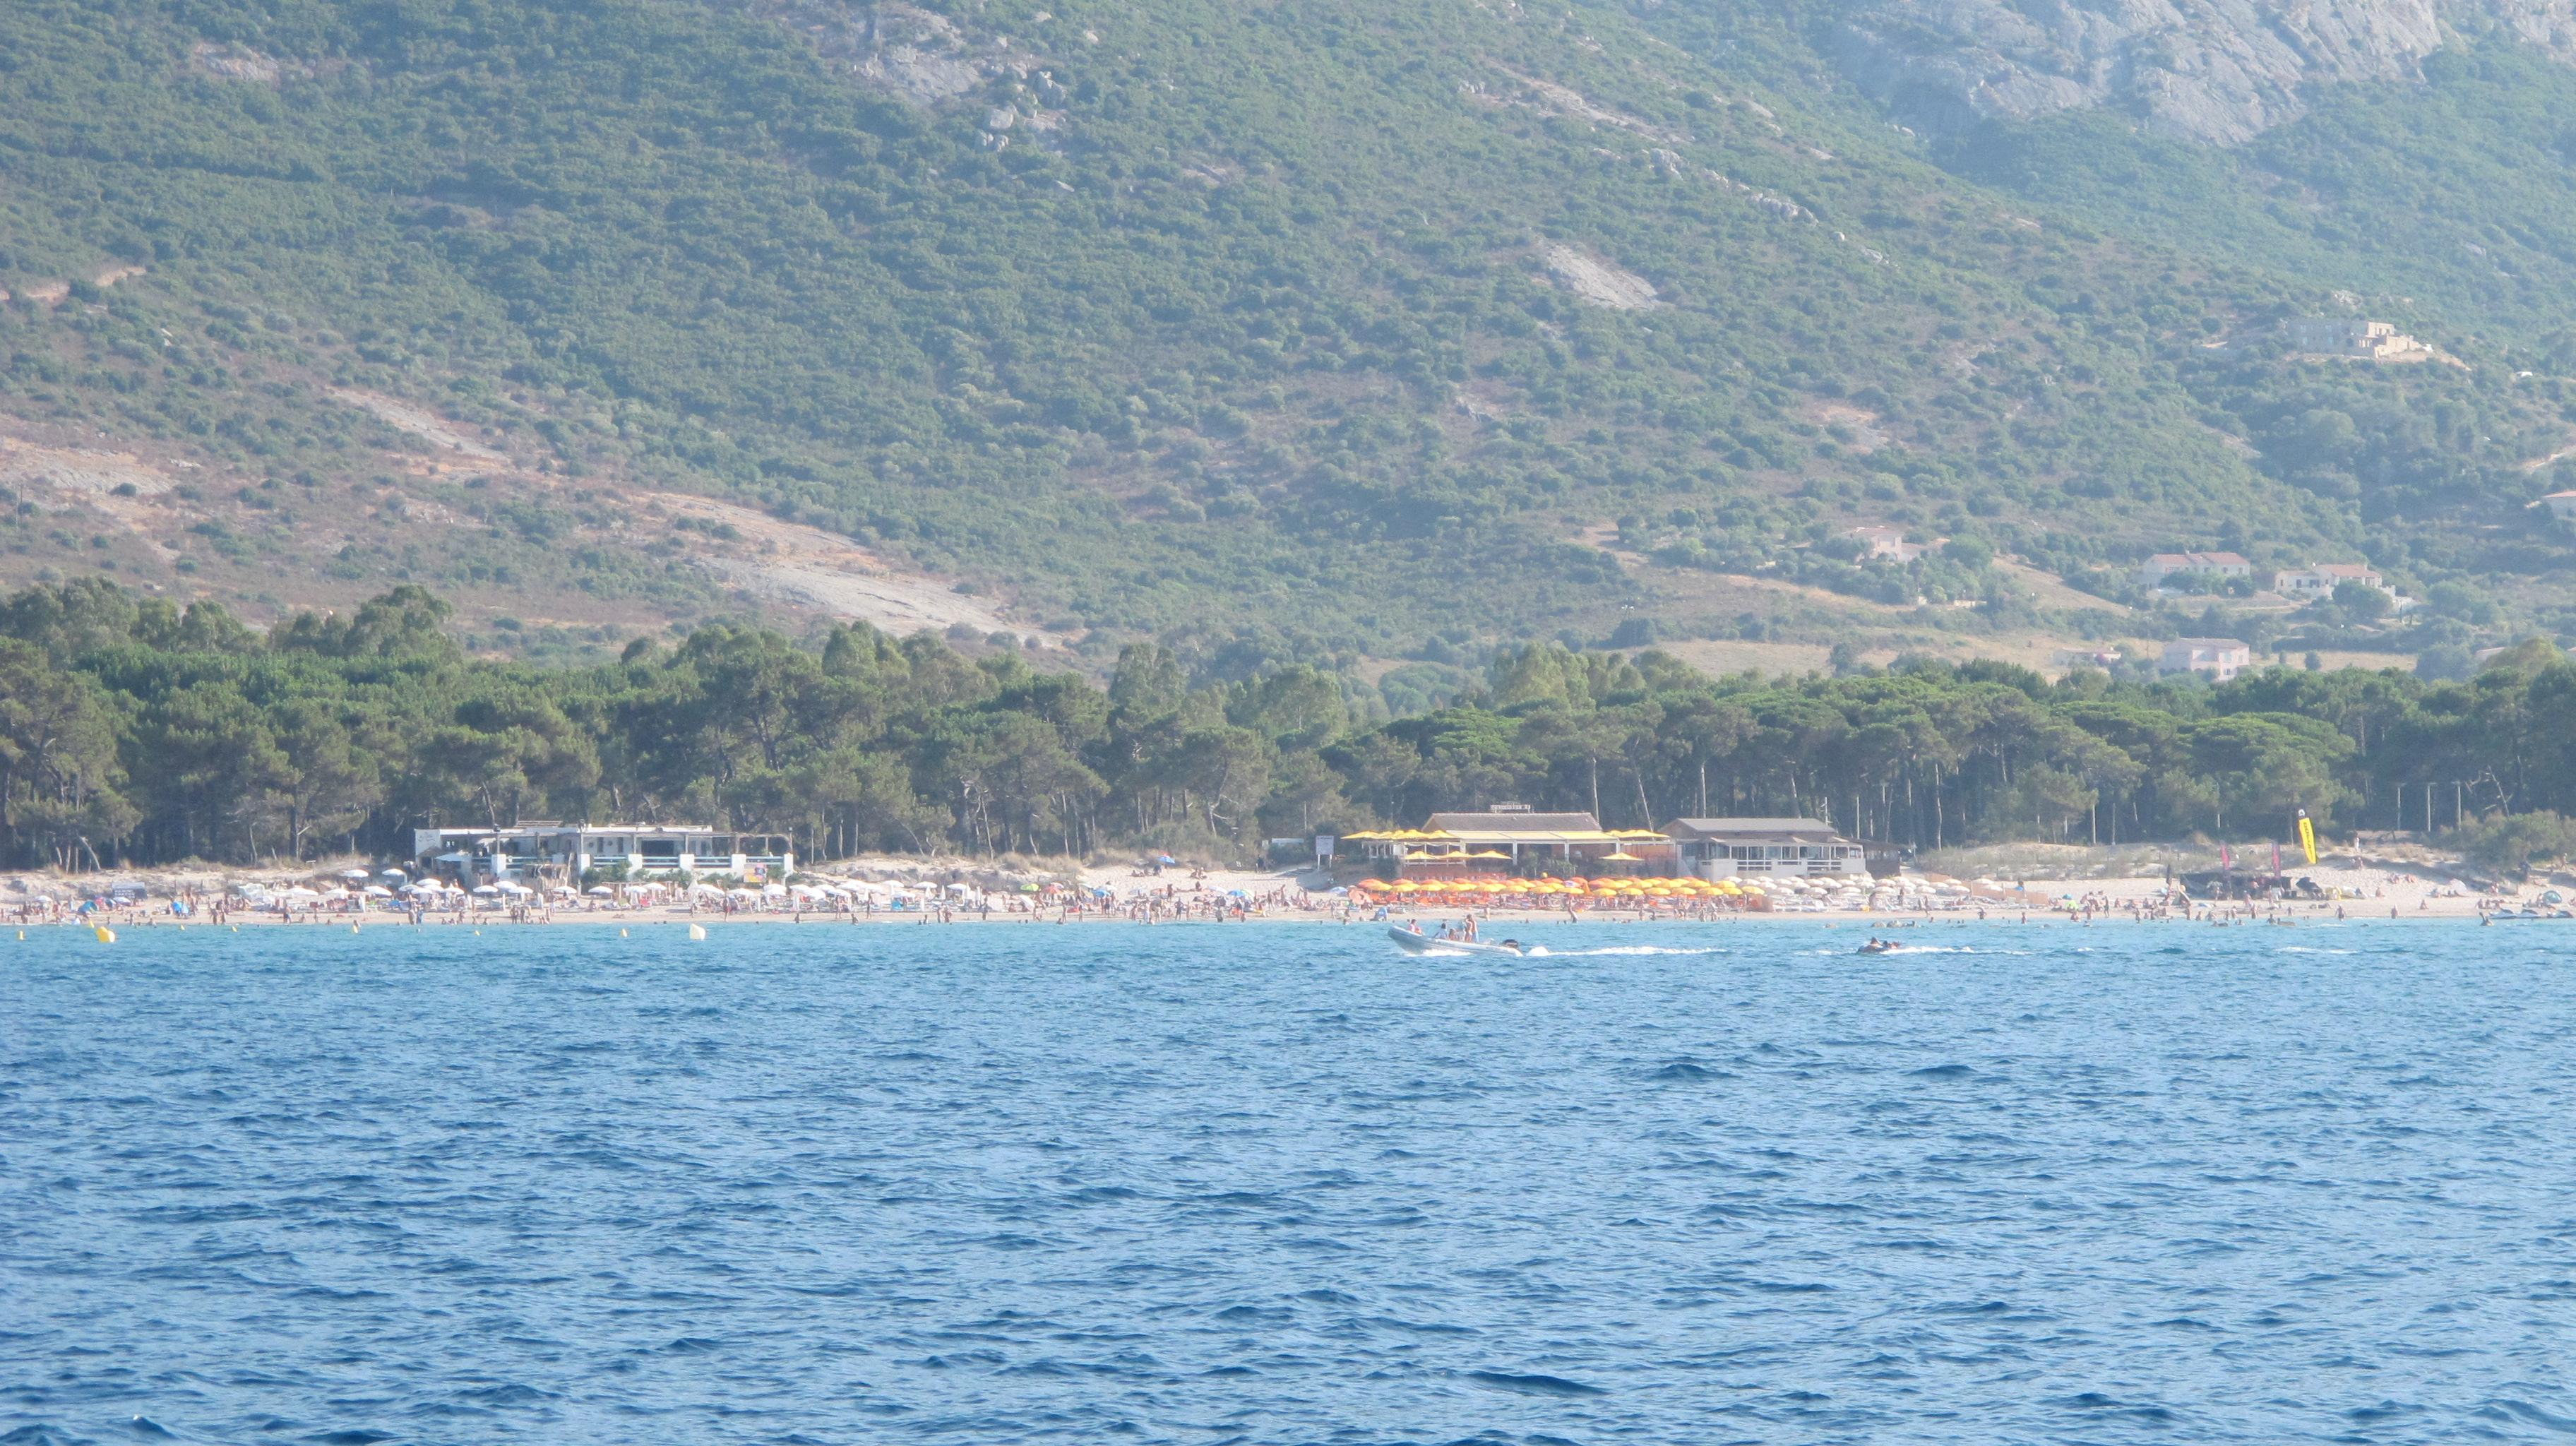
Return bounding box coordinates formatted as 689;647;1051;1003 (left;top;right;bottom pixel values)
1844;525;1938;563
2159;638;2252;681
2282;318;2434;362
2272;561;2384;599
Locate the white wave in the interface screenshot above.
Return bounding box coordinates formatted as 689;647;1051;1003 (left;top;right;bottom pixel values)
1550;945;1729;957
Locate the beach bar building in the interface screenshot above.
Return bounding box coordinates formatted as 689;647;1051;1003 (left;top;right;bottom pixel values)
1337;806;1664;880
1657;818;1866;879
411;823;793;883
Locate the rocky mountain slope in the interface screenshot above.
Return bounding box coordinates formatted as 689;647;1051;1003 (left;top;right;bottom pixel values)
1827;0;2576;143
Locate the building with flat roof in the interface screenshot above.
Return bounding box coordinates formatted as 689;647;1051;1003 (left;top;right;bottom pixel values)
2283;318;2433;362
1659;818;1866;878
1339;805;1662;878
1843;525;1939;563
412;823;793;883
2159;638;2252;681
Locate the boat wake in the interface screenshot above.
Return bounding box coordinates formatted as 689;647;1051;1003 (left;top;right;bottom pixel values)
1813;944;2027;957
1546;945;1726;957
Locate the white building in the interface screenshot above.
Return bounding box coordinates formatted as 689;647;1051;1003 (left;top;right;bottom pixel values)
1844;525;1937;563
2159;638;2253;681
1659;818;1868;879
2136;551;2253;587
412;824;794;882
2282;318;2432;362
2272;561;2384;599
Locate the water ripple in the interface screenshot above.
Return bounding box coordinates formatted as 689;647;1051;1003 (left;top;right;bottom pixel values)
4;921;2573;1442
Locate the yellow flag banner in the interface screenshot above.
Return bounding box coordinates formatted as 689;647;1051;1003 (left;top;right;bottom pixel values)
2297;811;2318;866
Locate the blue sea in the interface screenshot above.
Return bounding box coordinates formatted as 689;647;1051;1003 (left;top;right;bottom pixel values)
4;918;2573;1444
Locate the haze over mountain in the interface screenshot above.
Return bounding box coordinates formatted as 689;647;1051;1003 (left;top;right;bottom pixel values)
5;0;2575;688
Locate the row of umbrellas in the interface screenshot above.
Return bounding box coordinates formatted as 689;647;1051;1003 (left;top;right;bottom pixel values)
1349;875;1760;900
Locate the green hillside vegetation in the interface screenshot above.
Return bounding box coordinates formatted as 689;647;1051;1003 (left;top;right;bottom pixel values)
1943;39;2576;604
1948;40;2576;357
0;0;2545;649
5;0;2576;688
6;579;2575;872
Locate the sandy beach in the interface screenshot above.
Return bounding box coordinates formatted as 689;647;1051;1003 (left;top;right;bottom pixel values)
4;854;2556;933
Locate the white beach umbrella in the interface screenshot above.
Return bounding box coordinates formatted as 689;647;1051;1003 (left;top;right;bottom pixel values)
362;885;393;898
340;868;371;880
587;885;615;896
381;868;406;878
471;885;500;896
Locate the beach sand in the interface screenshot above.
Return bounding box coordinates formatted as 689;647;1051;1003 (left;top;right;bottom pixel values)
6;856;2536;931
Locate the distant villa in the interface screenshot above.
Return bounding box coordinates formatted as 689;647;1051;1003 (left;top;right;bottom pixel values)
2282;318;2435;364
2159;638;2252;681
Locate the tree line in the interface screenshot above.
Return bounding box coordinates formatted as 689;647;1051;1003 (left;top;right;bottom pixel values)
3;580;2573;873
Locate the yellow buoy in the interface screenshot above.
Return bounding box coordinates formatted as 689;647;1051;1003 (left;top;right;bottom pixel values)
351;924;361;933
619;928;628;938
93;926;115;943
688;924;708;941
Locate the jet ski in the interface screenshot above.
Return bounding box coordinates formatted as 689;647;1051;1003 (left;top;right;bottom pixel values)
1388;925;1525;956
1856;938;1899;955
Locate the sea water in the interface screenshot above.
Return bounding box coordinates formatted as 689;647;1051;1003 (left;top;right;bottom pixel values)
3;919;2571;1444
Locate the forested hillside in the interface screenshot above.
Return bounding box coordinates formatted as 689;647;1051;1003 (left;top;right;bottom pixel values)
6;580;2575;872
3;0;2575;672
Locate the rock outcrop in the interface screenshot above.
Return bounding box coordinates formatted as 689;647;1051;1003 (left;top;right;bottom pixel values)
1830;0;2576;143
